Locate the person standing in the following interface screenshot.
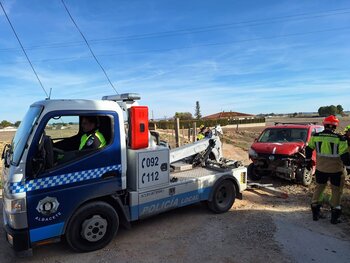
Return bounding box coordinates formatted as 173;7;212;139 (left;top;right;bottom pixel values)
344;125;350;147
305;115;350;224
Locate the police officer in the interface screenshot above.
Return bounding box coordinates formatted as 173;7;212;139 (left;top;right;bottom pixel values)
79;116;106;150
305;115;350;224
196;125;206;141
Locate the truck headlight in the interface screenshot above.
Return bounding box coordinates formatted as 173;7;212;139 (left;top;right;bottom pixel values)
4;198;26;214
248;148;258;158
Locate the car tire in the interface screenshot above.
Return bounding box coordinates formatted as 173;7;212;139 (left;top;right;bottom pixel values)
299;168;313;186
207;180;236;213
247;163;262;181
65;201;119;252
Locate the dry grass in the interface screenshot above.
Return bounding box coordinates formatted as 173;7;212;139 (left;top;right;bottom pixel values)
267;116;350;131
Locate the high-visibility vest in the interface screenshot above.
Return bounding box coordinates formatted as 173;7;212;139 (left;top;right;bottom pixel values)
308;131;348;173
308;132;348;158
197;133;205;141
79;129;106;150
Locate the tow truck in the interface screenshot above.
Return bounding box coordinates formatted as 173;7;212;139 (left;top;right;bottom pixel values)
1;93;247;254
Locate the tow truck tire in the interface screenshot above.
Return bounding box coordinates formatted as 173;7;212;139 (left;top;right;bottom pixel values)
207;180;236;213
65;201;119;252
247;163;262;181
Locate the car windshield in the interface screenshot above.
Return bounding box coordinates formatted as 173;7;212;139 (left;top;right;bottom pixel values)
11;106;43;165
258;128;308;143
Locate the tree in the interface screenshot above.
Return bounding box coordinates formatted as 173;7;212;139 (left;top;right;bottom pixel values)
336;105;344;115
194;101;202;119
0;120;13;128
14;121;21;127
174;112;193;120
318;105;343;117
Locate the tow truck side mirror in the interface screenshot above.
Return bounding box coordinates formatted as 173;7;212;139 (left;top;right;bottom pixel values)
1;145;6;159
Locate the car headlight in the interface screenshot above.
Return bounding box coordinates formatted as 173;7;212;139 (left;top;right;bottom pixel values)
4;198;26;214
248;148;258;158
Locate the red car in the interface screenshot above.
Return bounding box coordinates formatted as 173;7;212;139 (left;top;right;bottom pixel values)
248;122;324;186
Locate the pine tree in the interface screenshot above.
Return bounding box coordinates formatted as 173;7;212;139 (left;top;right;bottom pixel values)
195;101;202;119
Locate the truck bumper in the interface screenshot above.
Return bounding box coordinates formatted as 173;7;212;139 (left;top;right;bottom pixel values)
4;224;31;252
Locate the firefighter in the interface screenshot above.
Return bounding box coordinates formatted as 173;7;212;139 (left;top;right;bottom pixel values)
79;116;106;150
305;115;350;224
344;125;350;146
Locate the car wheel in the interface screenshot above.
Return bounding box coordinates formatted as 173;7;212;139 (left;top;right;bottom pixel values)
300;168;313;186
65;201;119;252
247;163;263;181
207;180;236;213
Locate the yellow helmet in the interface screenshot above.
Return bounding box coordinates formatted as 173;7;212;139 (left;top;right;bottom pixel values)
199;124;205;129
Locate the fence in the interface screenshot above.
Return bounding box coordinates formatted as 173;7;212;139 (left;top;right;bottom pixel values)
149;117;265;130
150;117;265;147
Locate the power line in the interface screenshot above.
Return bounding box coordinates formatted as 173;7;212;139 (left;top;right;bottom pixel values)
1;7;350;53
60;0;118;94
0;0;49;98
1;25;349;66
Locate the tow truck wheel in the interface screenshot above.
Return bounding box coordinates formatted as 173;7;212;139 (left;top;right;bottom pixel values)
65;201;119;252
247;163;262;181
207;180;236;213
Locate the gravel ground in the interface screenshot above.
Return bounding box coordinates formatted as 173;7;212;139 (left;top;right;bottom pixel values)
0;192;293;263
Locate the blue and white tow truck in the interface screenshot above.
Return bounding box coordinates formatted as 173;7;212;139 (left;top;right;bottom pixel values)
1;93;247;253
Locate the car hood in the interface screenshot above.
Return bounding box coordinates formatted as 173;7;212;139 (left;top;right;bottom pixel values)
251;142;305;156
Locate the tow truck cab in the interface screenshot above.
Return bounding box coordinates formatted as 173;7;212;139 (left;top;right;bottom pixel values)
2;93;247;253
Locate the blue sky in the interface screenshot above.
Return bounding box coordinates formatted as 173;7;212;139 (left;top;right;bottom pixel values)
1;0;350;122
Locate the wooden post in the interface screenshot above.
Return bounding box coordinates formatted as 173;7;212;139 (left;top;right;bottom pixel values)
188;128;191;142
182;126;185;140
192;122;197;142
175;118;180;147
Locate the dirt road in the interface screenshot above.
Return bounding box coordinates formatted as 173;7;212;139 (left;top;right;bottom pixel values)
1;175;350;263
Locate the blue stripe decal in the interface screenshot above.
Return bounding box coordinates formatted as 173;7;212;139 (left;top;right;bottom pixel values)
30;222;65;242
130;187;212;221
8;164;121;194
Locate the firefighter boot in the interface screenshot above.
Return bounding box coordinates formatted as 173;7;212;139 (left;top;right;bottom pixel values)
311;204;321;221
331;208;342;224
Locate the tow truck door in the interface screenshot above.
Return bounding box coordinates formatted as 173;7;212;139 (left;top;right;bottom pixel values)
23;111;123;244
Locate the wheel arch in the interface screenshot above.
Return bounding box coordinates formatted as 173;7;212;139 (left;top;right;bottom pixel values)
63;193;130;235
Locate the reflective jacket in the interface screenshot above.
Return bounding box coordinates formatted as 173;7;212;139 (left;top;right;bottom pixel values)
306;129;350;173
196;133;205;141
79;129;106;150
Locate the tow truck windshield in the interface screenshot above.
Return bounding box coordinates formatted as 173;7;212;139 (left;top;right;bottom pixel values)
258;128;308;143
10;106;42;166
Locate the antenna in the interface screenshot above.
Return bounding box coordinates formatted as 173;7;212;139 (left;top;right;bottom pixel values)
0;1;49;98
60;0;119;94
47;88;53;100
